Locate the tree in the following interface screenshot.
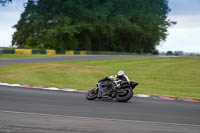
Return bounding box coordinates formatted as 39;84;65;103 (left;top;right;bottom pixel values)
12;0;175;53
166;51;173;55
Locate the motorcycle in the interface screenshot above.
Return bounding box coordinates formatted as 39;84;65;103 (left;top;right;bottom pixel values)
86;77;138;102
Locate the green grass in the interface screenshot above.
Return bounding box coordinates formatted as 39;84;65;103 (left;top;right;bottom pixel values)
0;54;67;59
0;56;199;100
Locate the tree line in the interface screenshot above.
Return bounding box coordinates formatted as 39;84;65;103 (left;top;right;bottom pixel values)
5;0;175;53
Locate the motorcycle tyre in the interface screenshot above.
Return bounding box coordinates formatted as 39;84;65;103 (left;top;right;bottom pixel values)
116;88;133;102
86;88;98;100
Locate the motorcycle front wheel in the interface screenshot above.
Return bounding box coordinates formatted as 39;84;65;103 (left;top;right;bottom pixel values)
86;88;98;100
116;88;133;102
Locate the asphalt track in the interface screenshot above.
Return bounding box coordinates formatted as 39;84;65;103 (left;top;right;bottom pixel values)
0;55;199;133
0;55;178;66
0;86;200;133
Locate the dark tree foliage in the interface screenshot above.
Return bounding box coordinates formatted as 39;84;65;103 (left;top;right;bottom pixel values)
12;0;175;53
166;51;173;55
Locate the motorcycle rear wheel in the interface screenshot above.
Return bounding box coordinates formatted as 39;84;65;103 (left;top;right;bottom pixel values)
86;88;98;100
116;88;133;102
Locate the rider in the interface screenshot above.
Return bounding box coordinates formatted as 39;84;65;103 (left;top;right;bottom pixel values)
99;70;130;97
108;70;130;89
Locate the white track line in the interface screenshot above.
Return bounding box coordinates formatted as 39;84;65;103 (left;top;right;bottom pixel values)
0;110;199;127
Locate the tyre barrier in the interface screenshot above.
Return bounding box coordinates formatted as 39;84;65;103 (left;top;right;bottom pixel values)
56;50;65;55
15;49;32;55
65;50;74;55
1;49;15;54
74;51;80;55
80;51;88;55
0;49;140;56
32;49;46;54
46;50;56;55
1;49;88;55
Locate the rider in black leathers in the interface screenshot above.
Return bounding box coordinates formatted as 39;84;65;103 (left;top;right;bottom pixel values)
101;70;130;96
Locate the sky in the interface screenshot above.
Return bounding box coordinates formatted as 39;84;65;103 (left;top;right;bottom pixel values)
0;0;200;53
157;0;200;53
0;0;27;47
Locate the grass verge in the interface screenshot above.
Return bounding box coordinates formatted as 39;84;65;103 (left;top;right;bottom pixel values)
0;56;199;100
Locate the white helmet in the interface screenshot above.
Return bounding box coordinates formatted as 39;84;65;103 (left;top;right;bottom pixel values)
117;70;125;76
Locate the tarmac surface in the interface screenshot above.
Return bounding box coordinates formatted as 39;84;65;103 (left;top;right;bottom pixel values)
0;86;200;133
0;55;179;66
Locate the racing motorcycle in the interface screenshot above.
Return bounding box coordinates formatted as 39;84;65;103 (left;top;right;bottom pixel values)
86;77;138;102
